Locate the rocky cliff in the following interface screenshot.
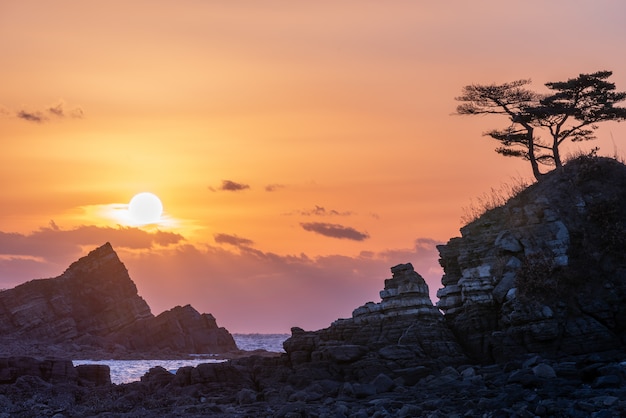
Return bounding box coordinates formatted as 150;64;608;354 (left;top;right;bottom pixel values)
282;156;626;379
0;242;237;357
436;156;626;362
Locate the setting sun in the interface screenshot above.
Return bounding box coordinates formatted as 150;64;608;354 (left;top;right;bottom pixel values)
128;192;163;225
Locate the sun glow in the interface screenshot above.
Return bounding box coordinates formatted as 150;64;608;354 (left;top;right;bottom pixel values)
128;192;163;225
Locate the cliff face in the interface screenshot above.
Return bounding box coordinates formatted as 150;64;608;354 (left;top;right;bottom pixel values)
0;243;236;356
436;156;626;362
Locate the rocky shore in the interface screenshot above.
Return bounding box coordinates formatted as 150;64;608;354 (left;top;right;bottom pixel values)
2;156;626;417
1;350;625;416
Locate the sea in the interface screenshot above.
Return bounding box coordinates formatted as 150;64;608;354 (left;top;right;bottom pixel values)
74;333;289;384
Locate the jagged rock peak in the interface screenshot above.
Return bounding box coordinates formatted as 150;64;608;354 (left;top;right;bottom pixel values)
62;242;121;277
0;243;238;357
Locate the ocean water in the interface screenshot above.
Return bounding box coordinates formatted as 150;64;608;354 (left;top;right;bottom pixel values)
232;333;289;352
74;333;289;384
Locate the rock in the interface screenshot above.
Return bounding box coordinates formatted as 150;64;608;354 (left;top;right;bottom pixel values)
283;263;466;373
320;345;367;363
0;357;80;386
592;374;622;388
0;243;237;357
126;304;236;354
352;382;376;398
75;363;111;386
140;365;174;388
437;157;626;362
372;373;395;393
236;388;257;405
532;363;556;379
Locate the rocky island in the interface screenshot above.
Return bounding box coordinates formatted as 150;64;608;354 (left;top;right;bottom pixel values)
1;156;626;417
0;242;237;359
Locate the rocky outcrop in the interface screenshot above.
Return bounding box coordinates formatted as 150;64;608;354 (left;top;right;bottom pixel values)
283;263;466;382
125;304;237;354
0;243;152;342
0;243;237;357
437;156;626;362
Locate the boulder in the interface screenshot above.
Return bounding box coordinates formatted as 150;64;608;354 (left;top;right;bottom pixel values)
76;364;111;386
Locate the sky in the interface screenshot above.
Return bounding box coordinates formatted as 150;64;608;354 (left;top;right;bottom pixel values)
2;1;626;334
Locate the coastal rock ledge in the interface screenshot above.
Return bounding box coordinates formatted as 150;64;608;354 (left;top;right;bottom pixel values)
437;156;626;362
0;242;237;358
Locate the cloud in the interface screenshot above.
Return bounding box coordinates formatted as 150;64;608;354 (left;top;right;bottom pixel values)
211;180;250;192
47;101;84;119
214;233;254;247
300;222;369;241
0;225;184;262
265;184;285;192
16;110;46;123
11;101;84;123
295;205;352;216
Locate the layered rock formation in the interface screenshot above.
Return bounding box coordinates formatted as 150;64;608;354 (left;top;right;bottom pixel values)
0;243;237;357
284;263;466;381
437;156;626;362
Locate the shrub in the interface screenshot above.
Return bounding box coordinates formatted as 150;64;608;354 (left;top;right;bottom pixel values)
515;252;559;298
461;177;531;225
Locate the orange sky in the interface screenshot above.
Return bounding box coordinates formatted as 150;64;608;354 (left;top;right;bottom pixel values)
2;1;626;333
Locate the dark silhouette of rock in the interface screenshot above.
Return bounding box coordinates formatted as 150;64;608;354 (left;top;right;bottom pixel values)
75;363;111;386
0;357;78;384
0;243;237;357
125;304;237;354
437;156;626;362
283;263;466;383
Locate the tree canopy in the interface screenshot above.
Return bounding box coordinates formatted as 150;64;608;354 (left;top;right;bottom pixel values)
456;71;626;180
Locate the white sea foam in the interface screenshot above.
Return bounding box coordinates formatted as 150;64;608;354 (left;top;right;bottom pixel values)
74;333;290;384
73;359;225;384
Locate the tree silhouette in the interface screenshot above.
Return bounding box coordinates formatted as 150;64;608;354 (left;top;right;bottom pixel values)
456;71;626;180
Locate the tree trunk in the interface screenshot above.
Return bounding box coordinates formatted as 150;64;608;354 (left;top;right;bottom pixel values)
526;126;543;181
553;141;562;168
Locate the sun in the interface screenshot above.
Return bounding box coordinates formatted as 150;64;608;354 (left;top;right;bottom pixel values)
128;192;163;225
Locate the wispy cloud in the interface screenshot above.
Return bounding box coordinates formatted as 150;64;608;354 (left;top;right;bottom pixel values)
0;225;183;261
265;184;285;192
9;101;84;123
16;110;46;123
210;180;250;192
300;222;369;241
294;205;352;217
214;233;254;247
46;101;84;119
